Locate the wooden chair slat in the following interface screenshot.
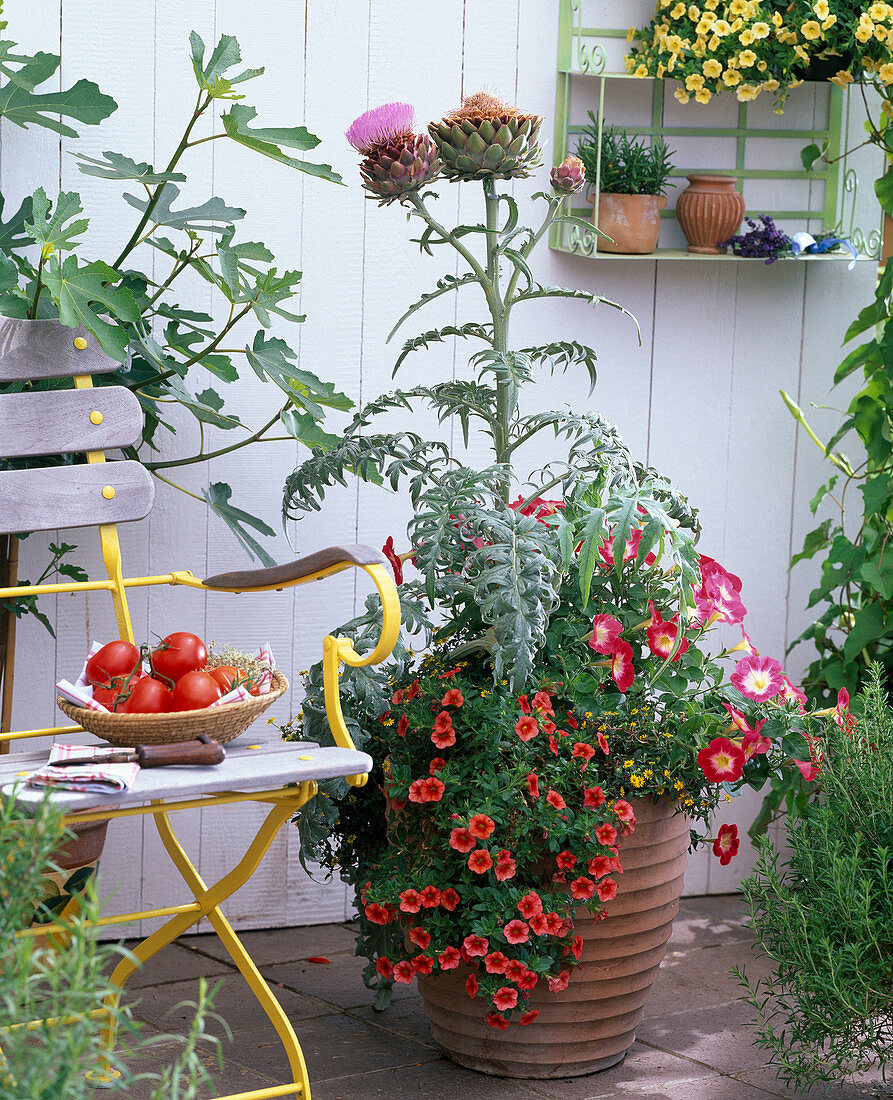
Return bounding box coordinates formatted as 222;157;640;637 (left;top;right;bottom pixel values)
0;461;155;534
0;387;144;458
0;318;119;381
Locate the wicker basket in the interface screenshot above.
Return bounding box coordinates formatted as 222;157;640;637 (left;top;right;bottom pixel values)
56;671;289;747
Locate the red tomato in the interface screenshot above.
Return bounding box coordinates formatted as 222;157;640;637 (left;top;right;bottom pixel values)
92;684;122;711
119;676;173;714
150;632;207;684
85;641;141;688
171;670;222;712
209;665;244;693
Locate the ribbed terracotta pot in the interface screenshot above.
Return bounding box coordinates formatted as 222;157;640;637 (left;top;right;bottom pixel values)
675;174;745;254
416;796;690;1078
590;193;667;254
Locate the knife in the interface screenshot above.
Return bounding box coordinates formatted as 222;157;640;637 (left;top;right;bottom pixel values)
49;734;226;769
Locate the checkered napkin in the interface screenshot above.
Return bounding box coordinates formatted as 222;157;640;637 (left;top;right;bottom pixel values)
28;743;140;793
56;641;120;713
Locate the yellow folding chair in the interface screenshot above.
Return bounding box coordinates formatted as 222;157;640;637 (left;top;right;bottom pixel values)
0;317;399;1099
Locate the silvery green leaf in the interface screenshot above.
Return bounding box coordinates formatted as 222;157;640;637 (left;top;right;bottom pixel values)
74;150;187;184
123;183;244;233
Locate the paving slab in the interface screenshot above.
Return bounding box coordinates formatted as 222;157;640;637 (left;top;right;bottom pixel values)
309;1056;542;1099
181;921;359;968
265;950;419;1009
636;997;771;1073
736;1063;892;1098
116;940;233;990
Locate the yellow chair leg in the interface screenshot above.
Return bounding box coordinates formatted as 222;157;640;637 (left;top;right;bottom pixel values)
96;787;316;1099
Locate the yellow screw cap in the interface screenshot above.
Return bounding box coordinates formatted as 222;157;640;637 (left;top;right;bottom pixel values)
247;744;261;750
73;336;88;350
299;754;314;760
90;410;103;425
101;485;116;500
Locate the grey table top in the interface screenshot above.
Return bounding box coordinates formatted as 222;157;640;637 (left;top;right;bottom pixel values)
0;727;372;813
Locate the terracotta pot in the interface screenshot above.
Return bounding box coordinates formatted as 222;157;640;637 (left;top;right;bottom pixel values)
590;193;666;254
416;796;690;1078
30;817;110;931
675;175;745;255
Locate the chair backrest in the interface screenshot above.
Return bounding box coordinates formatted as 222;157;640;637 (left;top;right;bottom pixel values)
0;318;154;535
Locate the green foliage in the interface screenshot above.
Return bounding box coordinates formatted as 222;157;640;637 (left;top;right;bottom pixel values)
577;119;675;197
0;795;223;1098
0;23;344;562
739;667;893;1090
0;539;87;636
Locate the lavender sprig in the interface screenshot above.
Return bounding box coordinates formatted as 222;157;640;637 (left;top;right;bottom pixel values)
721;215;792;264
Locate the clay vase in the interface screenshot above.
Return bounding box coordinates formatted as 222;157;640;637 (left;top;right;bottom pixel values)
416;796;690;1078
675;175;745;254
591;193;666;254
30;817;110;942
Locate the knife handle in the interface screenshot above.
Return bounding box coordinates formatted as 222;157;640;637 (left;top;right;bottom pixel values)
136;739;226;768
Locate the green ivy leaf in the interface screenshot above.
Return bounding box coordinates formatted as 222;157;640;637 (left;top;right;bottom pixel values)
842;602;886;661
221;104;343;183
790;519;832;567
875;167;893;218
41;257;138;363
202;481;276;566
74;150;187;184
24;187;89;259
800;143;822;171
123;183;245;234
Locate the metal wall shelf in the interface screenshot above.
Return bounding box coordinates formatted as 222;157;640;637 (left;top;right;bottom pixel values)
551;0;855;261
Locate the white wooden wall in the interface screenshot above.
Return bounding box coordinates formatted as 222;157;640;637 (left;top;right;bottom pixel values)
2;0;880;930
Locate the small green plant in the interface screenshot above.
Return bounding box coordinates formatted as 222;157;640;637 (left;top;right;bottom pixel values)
0;795;224;1098
738;666;893;1091
576;118;675;196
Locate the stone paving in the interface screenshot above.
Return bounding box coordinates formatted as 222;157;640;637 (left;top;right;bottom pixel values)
114;895;889;1099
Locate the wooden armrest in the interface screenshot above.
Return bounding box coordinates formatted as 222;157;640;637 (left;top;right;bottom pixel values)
202;544;387;590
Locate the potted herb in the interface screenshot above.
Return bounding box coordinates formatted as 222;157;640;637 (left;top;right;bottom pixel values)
739;668;892;1091
626;0;893;107
576;119;675;254
282;92;822;1076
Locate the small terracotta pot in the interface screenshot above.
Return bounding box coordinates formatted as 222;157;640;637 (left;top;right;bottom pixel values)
416;796;690;1078
675;174;745;254
29;817;110;937
590;193;666;254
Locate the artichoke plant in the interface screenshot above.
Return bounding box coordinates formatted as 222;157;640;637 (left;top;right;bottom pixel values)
346;101;441;204
428;91;543;182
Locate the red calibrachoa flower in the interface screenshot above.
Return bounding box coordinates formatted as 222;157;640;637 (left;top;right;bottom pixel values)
712;823;740;865
518;891;543;919
614;800;636;826
547;969;571;992
485;1012;510;1030
572;741;596;768
515;714;538;741
412;954;435;975
393;961;415;983
589;853;617;878
399;889;421;913
504;919;530;944
597;731;609;754
468;813;496;839
504;959;528;983
376;958;394;978
596;878;618;901
556;850;576;870
468;848;493;874
526;772;540;798
517;693;532;714
463;934;489;957
440;887;460;911
364;902;392;924
697;737;746;783
583;785;605;808
571;935;584;960
429;756;446;774
408;926;431;949
466;974;479;997
491;987;518;1011
404;678;421;701
532;690;555;715
570;876;595;900
441;687;465;708
595;822;618;846
419;885;441;907
485;951;509;974
545;788;566;809
449;826;476;853
397;714;409;738
494;849;517;881
431;710;456;749
519;1010;540;1026
439;946;461;970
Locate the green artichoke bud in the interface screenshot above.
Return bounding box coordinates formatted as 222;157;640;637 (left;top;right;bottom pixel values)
428;92;543;183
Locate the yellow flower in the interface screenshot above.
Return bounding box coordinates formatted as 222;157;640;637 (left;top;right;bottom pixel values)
722;66;743;84
757;59;767;70
737;82;761;100
729;0;753;15
627;25;636;42
703;57;723;77
813;0;830;16
630;774;645;788
708;33;721;49
671;1;686;17
695;87;713;102
666;33;684;52
685;71;706;89
869;1;889;20
656;61;667;76
880;62;893;83
688;4;700;18
674;779;685;790
713;18;731;35
624;55;637;72
643;768;654;779
800;20;822;39
634;64;649;77
821;14;837;28
830;69;854;86
738;49;757;67
704;0;718;8
771;11;783;27
699;9;717;23
856;23;874;43
794;43;810;60
752;21;770;38
738;28;755;45
876;23;889;41
667;53;678;71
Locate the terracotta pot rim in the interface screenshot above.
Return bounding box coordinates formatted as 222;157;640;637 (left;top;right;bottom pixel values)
684;173;738;184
